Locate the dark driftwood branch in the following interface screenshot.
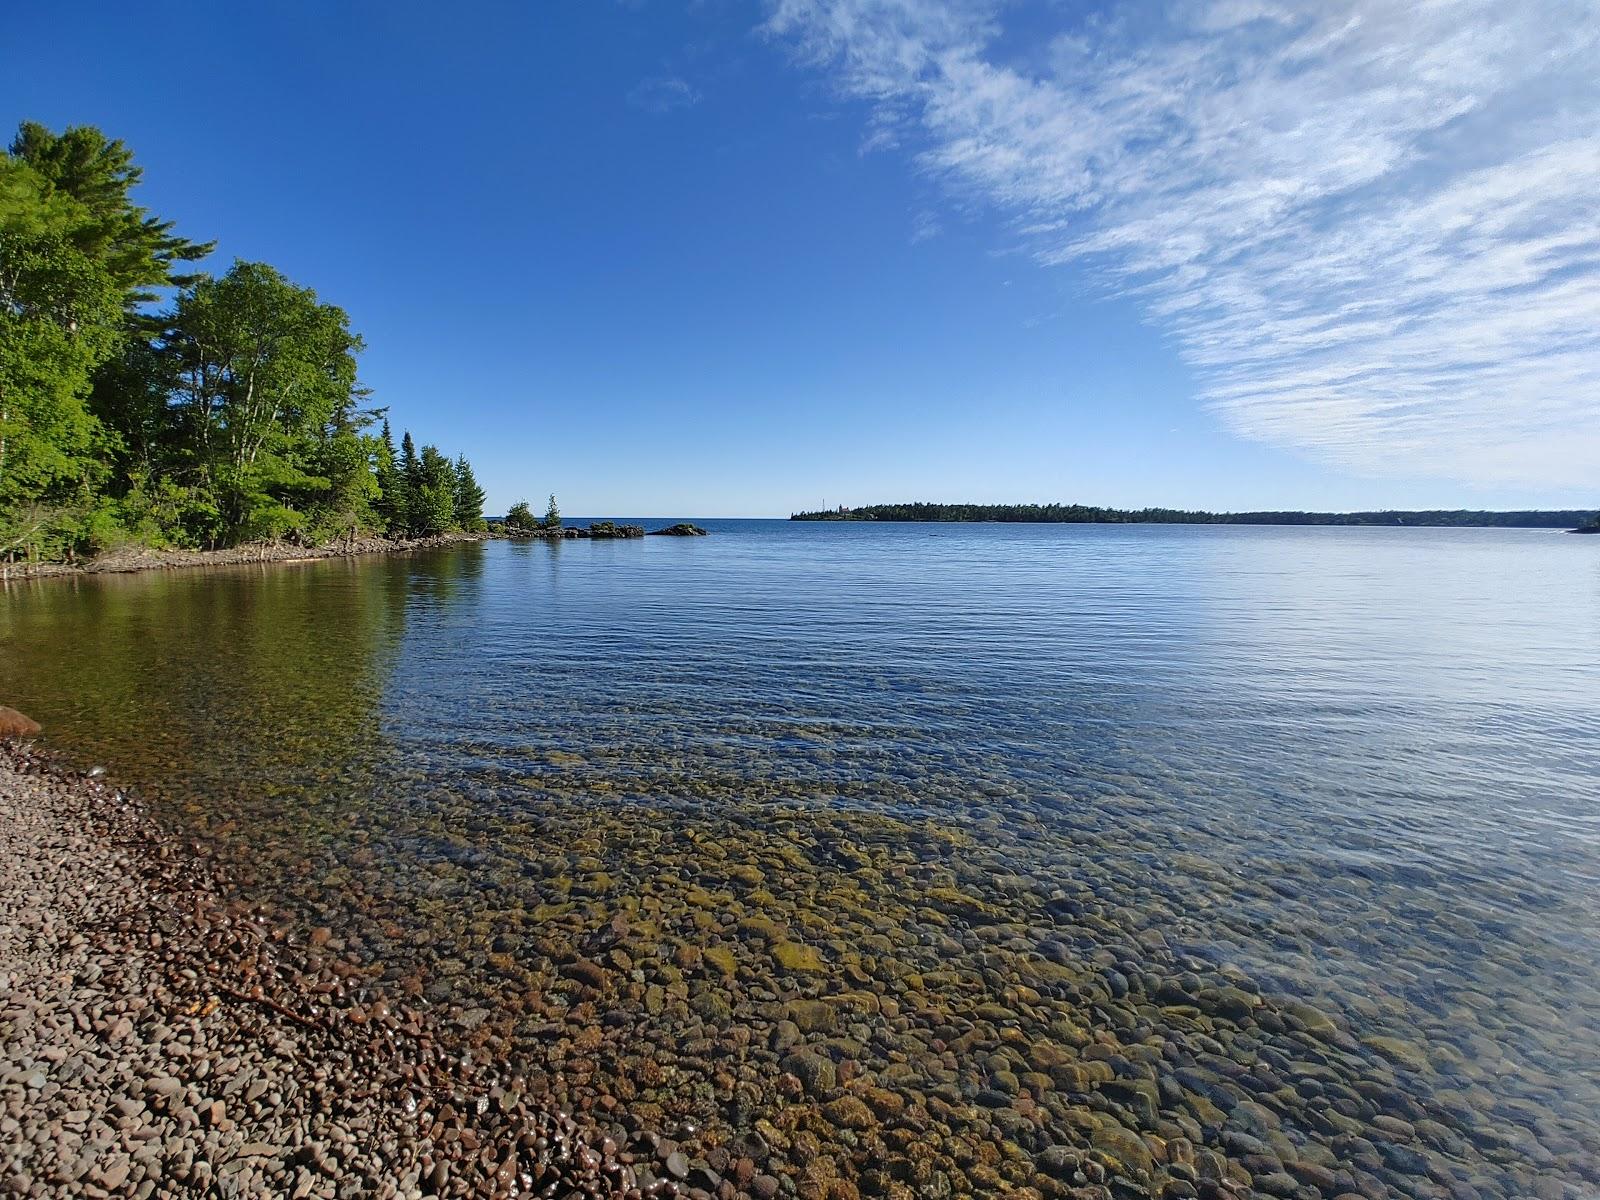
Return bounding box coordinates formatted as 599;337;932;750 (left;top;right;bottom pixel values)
205;977;329;1032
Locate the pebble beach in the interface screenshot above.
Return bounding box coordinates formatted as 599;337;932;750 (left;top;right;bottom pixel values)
6;732;1598;1200
0;744;648;1198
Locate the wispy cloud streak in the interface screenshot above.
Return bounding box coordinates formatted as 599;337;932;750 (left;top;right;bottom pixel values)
628;74;703;113
766;0;1600;487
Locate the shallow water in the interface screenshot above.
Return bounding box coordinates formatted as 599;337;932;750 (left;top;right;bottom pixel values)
4;523;1599;1198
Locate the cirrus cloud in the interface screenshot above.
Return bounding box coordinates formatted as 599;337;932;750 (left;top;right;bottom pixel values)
628;74;703;113
765;0;1600;489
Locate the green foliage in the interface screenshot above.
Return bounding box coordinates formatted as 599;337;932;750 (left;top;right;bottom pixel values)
305;411;381;543
8;122;211;305
398;431;421;535
453;454;486;531
0;155;124;557
504;500;537;531
161;259;367;544
411;444;457;536
0;121;486;563
543;493;561;530
115;473;215;548
1;123;212;560
373;419;406;534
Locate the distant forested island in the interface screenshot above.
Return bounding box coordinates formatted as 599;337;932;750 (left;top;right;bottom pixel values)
792;503;1597;528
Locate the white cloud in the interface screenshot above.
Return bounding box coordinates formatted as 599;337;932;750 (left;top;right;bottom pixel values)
628;75;703;113
765;0;1600;489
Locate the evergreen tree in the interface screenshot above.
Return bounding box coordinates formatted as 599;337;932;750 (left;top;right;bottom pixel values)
374;419;405;534
1;121;213;557
399;430;421;536
543;493;561;530
452;454;486;531
307;405;379;543
8;122;211;306
10;123;213;552
413;444;457;535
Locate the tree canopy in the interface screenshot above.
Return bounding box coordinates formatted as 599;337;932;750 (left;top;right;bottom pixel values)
0;122;488;561
504;501;537;531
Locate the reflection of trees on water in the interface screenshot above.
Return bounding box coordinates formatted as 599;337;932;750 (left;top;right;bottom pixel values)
0;549;477;857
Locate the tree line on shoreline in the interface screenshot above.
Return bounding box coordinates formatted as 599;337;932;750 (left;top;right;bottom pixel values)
1;122;488;563
791;503;1599;528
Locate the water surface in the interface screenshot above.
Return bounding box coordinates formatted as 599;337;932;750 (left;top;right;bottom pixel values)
4;523;1598;1198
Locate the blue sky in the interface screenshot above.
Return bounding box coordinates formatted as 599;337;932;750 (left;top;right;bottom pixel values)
5;1;1596;516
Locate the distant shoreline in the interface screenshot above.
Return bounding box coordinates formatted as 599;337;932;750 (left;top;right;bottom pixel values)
791;503;1598;530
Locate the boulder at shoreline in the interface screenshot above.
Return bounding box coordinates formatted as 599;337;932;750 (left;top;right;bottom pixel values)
0;706;41;738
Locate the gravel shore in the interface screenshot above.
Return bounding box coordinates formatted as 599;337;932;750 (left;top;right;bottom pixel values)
1;533;491;581
0;744;660;1198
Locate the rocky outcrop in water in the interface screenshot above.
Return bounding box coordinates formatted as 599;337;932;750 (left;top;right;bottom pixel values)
576;523;646;540
647;525;709;537
500;523;647;540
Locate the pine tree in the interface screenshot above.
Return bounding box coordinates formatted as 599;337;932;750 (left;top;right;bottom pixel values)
452;454;486;531
0;159;122;557
414;444;456;535
7;123;212;556
399;430;420;536
543;493;561;530
9;122;212;306
374;420;405;535
3;122;209;558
